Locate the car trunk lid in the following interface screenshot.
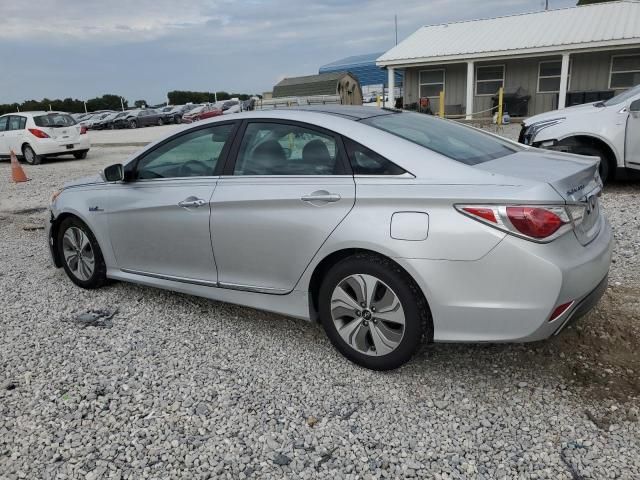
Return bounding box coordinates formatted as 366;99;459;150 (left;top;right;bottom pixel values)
475;149;603;245
33;113;82;142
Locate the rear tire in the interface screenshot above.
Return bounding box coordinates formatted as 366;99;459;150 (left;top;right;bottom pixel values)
22;144;41;165
318;253;431;370
73;150;88;160
573;145;612;184
57;217;108;289
157;118;164;126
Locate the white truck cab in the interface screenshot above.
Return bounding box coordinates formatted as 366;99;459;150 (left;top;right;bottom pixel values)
519;84;640;182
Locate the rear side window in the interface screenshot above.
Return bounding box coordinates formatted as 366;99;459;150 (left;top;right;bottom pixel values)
0;116;7;132
8;116;26;131
344;138;406;175
33;113;76;128
362;112;521;165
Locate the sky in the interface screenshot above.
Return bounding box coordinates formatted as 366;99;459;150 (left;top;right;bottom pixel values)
0;0;577;105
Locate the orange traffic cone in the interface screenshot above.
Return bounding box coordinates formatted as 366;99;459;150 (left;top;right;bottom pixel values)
10;149;29;183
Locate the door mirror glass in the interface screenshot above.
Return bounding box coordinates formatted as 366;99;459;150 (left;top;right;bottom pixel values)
104;163;124;182
630;99;640;113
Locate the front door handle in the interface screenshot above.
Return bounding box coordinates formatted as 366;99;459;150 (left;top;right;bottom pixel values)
178;197;207;208
301;191;341;204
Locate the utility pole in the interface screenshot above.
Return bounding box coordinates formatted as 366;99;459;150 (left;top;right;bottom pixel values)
394;14;398;45
120;97;125;111
83;101;87;113
545;0;549;10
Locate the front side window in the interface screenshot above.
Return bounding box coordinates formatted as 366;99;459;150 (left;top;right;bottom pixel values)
344;138;406;175
362;112;521;166
8;116;26;131
234;122;340;176
419;69;445;98
610;55;640;89
476;65;505;96
135;124;235;179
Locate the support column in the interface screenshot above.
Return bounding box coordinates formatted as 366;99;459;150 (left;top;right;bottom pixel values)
388;67;395;108
465;61;474;120
558;53;570;109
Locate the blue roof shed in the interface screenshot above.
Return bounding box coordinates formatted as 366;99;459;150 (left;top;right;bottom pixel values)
319;52;403;87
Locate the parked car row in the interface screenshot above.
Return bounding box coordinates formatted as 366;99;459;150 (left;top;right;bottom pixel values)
69;99;253;130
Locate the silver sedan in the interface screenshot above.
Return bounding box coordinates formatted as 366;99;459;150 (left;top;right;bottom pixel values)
46;106;612;370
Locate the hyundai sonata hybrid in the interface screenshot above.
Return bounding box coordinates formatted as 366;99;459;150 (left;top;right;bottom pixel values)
46;106;612;370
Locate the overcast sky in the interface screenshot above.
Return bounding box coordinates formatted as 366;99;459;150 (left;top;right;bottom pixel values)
0;0;576;104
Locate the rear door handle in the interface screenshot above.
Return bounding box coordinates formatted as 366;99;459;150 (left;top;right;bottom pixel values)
301;191;341;204
178;197;207;208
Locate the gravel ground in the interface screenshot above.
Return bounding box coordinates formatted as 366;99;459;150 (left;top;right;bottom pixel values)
1;143;639;479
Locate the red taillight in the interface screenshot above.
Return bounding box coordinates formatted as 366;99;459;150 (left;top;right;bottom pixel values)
506;207;566;239
462;207;497;224
80;126;88;134
549;301;574;322
28;128;49;139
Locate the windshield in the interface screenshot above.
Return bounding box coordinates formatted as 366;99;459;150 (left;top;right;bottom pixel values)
362;112;522;165
33;113;77;128
603;84;640;106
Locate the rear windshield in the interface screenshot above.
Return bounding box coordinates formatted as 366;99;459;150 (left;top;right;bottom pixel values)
362;112;521;165
34;113;76;128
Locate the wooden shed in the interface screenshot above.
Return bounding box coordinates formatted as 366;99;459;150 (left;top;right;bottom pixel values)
272;72;363;105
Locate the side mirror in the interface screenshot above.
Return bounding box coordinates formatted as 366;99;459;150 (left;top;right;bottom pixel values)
630;99;640;113
103;163;124;182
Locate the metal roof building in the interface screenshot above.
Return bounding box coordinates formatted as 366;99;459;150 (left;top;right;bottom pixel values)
320;52;402;88
376;0;640;117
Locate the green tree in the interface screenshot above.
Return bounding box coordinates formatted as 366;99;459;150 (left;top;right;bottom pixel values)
86;94;126;111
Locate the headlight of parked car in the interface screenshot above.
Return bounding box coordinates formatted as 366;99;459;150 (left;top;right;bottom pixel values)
522;118;565;145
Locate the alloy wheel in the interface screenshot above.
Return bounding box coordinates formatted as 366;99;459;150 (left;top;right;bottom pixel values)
62;227;95;281
330;274;405;356
23;147;36;164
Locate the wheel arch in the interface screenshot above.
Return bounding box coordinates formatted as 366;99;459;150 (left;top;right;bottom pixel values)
556;134;619;170
307;247;433;339
50;210;107;269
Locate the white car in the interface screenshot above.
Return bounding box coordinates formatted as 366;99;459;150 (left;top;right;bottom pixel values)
0;111;90;165
520;84;640;182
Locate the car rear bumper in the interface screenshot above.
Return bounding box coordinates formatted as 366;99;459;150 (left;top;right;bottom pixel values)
399;215;613;343
33;136;91;155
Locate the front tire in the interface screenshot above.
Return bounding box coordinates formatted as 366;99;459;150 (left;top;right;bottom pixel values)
129;120;137;129
57;217;108;289
318;253;431;370
22;144;41;165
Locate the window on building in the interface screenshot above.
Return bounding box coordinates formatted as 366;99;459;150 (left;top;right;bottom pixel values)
537;60;571;93
610;55;640;89
476;65;505;96
419;69;445;98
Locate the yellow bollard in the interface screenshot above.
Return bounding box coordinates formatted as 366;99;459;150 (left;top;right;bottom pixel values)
438;91;445;118
376;95;381;108
497;87;504;125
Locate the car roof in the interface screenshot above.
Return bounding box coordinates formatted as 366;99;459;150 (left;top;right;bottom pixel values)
283;105;398;121
0;111;76;118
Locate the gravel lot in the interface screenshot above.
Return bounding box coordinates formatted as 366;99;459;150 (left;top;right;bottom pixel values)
1;135;639;479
